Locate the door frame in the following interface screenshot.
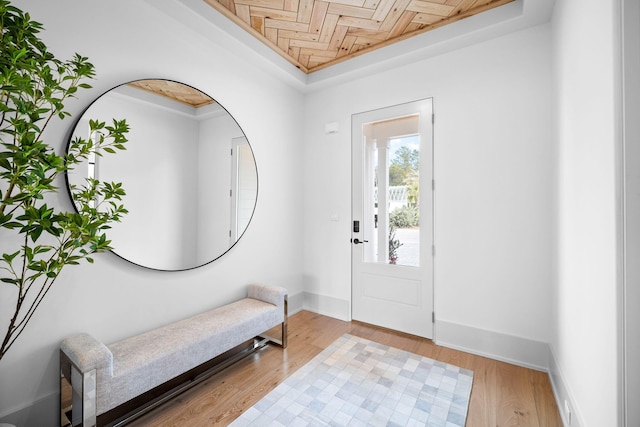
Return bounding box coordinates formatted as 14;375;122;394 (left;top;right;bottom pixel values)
350;98;435;338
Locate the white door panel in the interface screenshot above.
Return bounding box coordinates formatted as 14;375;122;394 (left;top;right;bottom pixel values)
361;273;420;305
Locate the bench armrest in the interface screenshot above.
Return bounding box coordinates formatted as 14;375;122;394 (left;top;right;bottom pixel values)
249;284;288;348
247;284;287;307
61;333;113;377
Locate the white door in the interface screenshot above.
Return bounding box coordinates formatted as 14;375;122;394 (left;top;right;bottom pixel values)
230;136;257;243
351;99;434;338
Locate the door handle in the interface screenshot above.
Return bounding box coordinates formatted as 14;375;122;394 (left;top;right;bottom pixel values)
352;238;369;244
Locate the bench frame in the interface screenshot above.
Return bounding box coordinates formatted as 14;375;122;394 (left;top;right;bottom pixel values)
60;294;287;427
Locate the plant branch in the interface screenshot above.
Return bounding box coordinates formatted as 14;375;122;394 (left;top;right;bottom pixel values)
0;0;128;362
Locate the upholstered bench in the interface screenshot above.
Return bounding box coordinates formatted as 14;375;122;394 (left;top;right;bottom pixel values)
59;284;287;427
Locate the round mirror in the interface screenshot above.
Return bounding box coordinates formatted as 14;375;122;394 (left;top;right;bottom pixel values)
66;79;258;270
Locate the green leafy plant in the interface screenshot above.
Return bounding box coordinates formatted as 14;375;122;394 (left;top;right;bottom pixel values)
0;0;128;361
390;205;419;229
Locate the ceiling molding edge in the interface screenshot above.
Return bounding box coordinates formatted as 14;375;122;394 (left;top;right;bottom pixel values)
147;0;309;90
148;0;555;92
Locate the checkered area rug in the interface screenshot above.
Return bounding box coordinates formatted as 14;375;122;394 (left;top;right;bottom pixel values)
230;334;474;426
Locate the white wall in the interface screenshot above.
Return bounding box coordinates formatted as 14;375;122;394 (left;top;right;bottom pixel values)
302;24;553;352
551;0;622;425
0;0;304;424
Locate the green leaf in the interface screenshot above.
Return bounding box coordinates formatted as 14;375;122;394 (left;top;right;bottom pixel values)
12;48;28;62
30;227;43;241
2;251;20;263
2;222;24;229
34;246;52;254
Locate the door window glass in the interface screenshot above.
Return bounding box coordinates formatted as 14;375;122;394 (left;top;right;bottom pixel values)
362;120;420;267
388;136;420;267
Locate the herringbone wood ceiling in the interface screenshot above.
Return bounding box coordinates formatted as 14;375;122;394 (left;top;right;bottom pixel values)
202;0;514;73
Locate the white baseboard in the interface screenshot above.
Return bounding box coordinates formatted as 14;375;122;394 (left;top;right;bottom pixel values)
434;319;550;372
548;344;585;427
287;290;305;315
0;390;57;427
301;292;350;321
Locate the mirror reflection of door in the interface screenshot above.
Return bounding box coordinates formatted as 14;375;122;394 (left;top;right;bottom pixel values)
352;98;434;339
230;136;257;243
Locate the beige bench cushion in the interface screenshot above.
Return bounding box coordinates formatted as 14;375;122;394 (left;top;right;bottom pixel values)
61;284;286;416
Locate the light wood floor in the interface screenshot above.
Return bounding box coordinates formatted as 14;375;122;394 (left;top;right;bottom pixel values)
128;310;563;426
